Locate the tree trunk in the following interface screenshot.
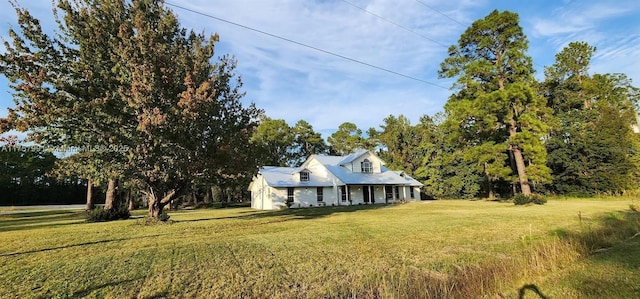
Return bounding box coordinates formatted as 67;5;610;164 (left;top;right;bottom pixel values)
509;120;532;196
192;190;198;206
485;165;495;200
204;187;211;204
127;189;135;211
147;189;178;218
85;179;94;211
104;178;118;210
511;145;532;196
148;200;166;218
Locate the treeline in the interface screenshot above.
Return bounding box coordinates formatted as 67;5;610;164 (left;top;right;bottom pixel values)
250;12;640;199
1;4;638;213
0;147;92;205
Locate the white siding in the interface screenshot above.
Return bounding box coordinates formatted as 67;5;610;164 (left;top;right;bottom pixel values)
285;187;341;208
348;185;387;205
250;176;272;210
270;188;288;210
351;153;383;173
250;151;423;210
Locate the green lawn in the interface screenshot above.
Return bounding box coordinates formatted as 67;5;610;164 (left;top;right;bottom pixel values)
0;199;638;298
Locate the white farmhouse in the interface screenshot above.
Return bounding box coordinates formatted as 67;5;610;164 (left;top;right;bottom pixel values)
249;149;423;210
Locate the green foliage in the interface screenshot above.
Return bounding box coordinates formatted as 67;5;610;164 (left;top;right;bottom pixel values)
85;205;130;222
513;193;546;205
327;122;370;156
250;118;327;167
439;10;552;197
136;213;173;225
158;212;171;222
544;42;640;195
291;120;328;164
371;115;425;176
531;194;547;205
0;145;88;205
0;0;263;217
409;114;484;199
512;193;530;205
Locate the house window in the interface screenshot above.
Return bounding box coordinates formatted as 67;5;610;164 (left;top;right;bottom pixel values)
287;187;294;203
395;186;400;200
317;187;323;202
361;159;372;173
410;187;415;199
340;186;347;202
300;171;309;181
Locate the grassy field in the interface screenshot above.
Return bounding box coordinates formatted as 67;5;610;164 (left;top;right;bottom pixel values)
0;199;638;298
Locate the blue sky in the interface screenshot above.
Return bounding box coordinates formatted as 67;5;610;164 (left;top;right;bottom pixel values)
1;0;639;139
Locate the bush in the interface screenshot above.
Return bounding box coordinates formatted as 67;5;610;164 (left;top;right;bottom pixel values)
531;194;547;205
137;214;174;226
86;205;130;222
513;194;530;205
513;193;547;205
158;212;171;222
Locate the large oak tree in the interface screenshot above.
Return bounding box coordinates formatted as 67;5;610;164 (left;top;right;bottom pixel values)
0;0;261;217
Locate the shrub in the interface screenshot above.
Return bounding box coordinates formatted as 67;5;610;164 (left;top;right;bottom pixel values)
137;214;174;226
158;212;171;222
513;194;530;205
513;193;547;205
531;194;547;205
86;205;131;222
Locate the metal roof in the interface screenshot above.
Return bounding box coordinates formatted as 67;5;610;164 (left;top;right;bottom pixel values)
258;166;335;187
258;151;423;188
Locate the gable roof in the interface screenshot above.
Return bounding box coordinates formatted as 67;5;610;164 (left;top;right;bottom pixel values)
338;149;386;166
255;150;423;188
314;154;422;186
256;166;334;188
339;149;368;164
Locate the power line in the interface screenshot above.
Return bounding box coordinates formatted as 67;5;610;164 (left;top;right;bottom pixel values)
164;2;449;89
340;0;449;48
413;0;466;27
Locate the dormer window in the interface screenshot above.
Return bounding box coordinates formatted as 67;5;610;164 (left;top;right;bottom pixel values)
361;159;372;173
300;171;310;181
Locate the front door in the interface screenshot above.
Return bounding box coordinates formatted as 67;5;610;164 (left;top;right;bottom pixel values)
363;186;375;204
385;186;393;203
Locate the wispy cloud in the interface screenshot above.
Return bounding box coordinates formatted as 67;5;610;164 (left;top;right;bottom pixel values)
525;0;640;85
1;0;639;136
531;3;635;38
172;0;462;133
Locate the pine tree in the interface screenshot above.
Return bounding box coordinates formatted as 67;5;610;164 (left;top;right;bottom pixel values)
439;10;552;196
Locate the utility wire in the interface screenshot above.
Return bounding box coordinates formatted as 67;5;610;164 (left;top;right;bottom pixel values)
340;0;449;48
413;0;466;27
165;2;449;89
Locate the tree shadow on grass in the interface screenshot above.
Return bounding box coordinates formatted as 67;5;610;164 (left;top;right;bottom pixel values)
0;211;86;233
177;203;394;224
550;209;640;253
547;209;640;298
0;233;170;257
0;209;77;218
518;284;548;298
33;277;146;299
72;278;144;298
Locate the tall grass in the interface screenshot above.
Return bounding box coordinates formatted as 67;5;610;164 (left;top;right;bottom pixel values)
332;209;640;298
